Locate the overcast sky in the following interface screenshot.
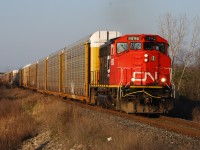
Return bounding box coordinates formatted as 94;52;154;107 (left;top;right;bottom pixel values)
0;0;200;72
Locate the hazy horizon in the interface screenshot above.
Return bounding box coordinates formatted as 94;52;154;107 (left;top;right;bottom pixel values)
1;0;200;72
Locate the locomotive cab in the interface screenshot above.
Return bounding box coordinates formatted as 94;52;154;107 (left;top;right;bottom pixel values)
96;34;174;113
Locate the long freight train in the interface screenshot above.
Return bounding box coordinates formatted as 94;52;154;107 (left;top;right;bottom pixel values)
0;31;174;113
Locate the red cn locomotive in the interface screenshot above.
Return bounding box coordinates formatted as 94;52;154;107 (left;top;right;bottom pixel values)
91;34;174;113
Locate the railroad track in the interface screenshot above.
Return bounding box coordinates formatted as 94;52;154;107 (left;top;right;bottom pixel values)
63;98;200;139
158;116;200;137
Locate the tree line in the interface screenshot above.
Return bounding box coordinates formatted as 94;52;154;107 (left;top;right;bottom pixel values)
158;13;200;101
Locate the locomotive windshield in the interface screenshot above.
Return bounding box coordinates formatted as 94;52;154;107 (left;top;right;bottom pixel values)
144;42;154;50
116;41;167;54
130;42;141;50
117;43;128;53
144;42;166;54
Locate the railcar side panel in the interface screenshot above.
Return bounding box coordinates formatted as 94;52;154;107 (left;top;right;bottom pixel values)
47;53;61;92
29;63;37;89
60;51;65;93
37;59;47;91
23;65;31;87
19;69;23;86
64;43;86;97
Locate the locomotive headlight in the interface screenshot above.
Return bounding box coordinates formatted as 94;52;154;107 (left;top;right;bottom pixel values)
131;78;135;82
161;77;166;83
144;54;148;57
144;58;148;62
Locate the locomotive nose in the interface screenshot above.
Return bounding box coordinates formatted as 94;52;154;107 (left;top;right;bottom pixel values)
131;51;161;86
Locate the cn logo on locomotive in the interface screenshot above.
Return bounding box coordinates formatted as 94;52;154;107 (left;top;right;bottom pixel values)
132;72;158;82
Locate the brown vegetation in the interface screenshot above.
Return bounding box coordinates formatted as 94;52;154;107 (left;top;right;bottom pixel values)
167;97;200;123
159;13;200;101
192;107;200;122
58;109;165;150
159;14;200;123
0;87;38;150
0;86;168;149
1;86;198;149
33;99;166;150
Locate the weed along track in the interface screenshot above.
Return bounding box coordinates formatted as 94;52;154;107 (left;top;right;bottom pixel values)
1;87;200;149
63;97;200;139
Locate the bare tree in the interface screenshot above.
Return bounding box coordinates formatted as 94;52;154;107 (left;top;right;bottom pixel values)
177;17;200;91
158;13;188;73
158;13;200;95
194;49;200;99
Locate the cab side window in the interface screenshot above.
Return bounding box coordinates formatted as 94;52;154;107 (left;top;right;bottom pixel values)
117;43;128;53
156;43;166;54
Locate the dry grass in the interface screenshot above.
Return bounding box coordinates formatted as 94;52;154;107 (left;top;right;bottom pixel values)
35;102;168;150
31;95;68;129
0;87;184;149
192;107;200;123
12;88;167;149
0;88;38;150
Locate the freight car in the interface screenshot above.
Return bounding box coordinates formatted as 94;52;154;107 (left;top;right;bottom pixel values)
17;31;174;113
0;70;19;86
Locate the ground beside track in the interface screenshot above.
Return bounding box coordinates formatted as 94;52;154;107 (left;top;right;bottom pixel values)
0;87;200;150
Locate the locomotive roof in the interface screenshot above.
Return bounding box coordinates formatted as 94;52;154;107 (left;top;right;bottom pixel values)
100;37;120;48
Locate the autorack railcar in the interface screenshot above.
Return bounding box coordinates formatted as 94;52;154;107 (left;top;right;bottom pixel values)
0;70;19;86
19;31;122;100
